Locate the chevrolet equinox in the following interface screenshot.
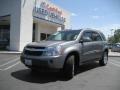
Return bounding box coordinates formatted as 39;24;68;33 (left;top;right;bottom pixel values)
21;29;109;78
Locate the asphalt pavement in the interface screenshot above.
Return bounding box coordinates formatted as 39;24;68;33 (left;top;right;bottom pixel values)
0;54;120;90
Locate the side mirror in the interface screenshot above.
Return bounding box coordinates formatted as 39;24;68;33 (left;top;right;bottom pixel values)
80;37;92;43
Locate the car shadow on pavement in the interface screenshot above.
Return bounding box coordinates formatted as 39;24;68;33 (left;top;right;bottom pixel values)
11;62;100;84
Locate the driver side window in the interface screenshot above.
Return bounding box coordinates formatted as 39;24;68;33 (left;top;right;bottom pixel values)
82;32;92;42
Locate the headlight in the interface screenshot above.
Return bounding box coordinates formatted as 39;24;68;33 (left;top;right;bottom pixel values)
44;45;62;56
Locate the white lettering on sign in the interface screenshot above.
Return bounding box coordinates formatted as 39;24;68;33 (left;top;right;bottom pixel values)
33;1;66;25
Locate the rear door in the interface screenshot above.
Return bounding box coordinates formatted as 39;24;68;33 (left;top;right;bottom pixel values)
91;31;104;59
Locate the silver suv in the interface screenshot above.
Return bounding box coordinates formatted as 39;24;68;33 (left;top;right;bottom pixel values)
21;29;108;78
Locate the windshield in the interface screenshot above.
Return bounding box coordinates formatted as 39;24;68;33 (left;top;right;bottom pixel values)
47;30;81;41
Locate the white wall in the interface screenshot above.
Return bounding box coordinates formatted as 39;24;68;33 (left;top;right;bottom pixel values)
0;0;34;51
19;0;33;51
0;0;21;51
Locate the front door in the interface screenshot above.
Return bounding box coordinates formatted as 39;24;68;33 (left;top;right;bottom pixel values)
80;31;96;62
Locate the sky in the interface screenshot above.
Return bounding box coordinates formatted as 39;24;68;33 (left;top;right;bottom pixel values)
51;0;120;38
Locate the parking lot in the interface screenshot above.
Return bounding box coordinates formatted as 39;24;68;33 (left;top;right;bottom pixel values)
0;54;120;90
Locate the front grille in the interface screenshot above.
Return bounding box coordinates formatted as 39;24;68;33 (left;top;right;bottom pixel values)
24;50;43;56
26;46;45;49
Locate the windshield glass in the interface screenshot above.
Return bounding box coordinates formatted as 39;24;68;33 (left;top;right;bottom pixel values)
47;30;81;41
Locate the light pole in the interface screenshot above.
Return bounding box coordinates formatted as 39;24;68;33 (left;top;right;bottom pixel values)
110;29;114;36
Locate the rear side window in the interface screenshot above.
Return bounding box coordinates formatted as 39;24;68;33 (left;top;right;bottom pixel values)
92;32;102;41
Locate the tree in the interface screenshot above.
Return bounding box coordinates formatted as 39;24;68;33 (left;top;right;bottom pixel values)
114;29;120;43
108;29;120;43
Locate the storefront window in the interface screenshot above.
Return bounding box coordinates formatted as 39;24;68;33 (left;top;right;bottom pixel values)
47;34;50;38
32;23;36;42
41;33;46;40
40;33;51;40
0;25;10;48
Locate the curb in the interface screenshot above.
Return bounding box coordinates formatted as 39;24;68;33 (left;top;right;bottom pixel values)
108;55;120;57
0;52;21;54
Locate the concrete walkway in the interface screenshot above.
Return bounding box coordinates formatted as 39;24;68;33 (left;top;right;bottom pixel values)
108;51;120;57
0;51;21;54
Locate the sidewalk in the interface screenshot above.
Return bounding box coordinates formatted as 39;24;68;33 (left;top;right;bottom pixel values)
0;51;21;54
108;50;120;57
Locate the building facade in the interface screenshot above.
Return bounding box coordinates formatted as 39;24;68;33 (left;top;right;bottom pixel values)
0;0;70;51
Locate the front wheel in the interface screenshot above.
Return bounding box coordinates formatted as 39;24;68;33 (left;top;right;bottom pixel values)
99;52;108;66
63;55;75;79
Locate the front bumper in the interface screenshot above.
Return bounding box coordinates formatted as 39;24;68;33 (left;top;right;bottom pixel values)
20;54;65;70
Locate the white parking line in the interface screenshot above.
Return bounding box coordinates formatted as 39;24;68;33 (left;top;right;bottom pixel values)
0;57;19;67
3;61;20;71
0;61;20;71
109;62;120;68
110;60;120;64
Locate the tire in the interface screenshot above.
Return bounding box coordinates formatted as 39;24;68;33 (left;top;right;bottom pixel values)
63;55;75;79
99;51;108;66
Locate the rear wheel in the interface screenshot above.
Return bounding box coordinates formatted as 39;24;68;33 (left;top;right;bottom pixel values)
63;55;75;79
99;51;108;66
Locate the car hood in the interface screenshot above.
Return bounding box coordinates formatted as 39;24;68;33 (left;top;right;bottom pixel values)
27;41;66;47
